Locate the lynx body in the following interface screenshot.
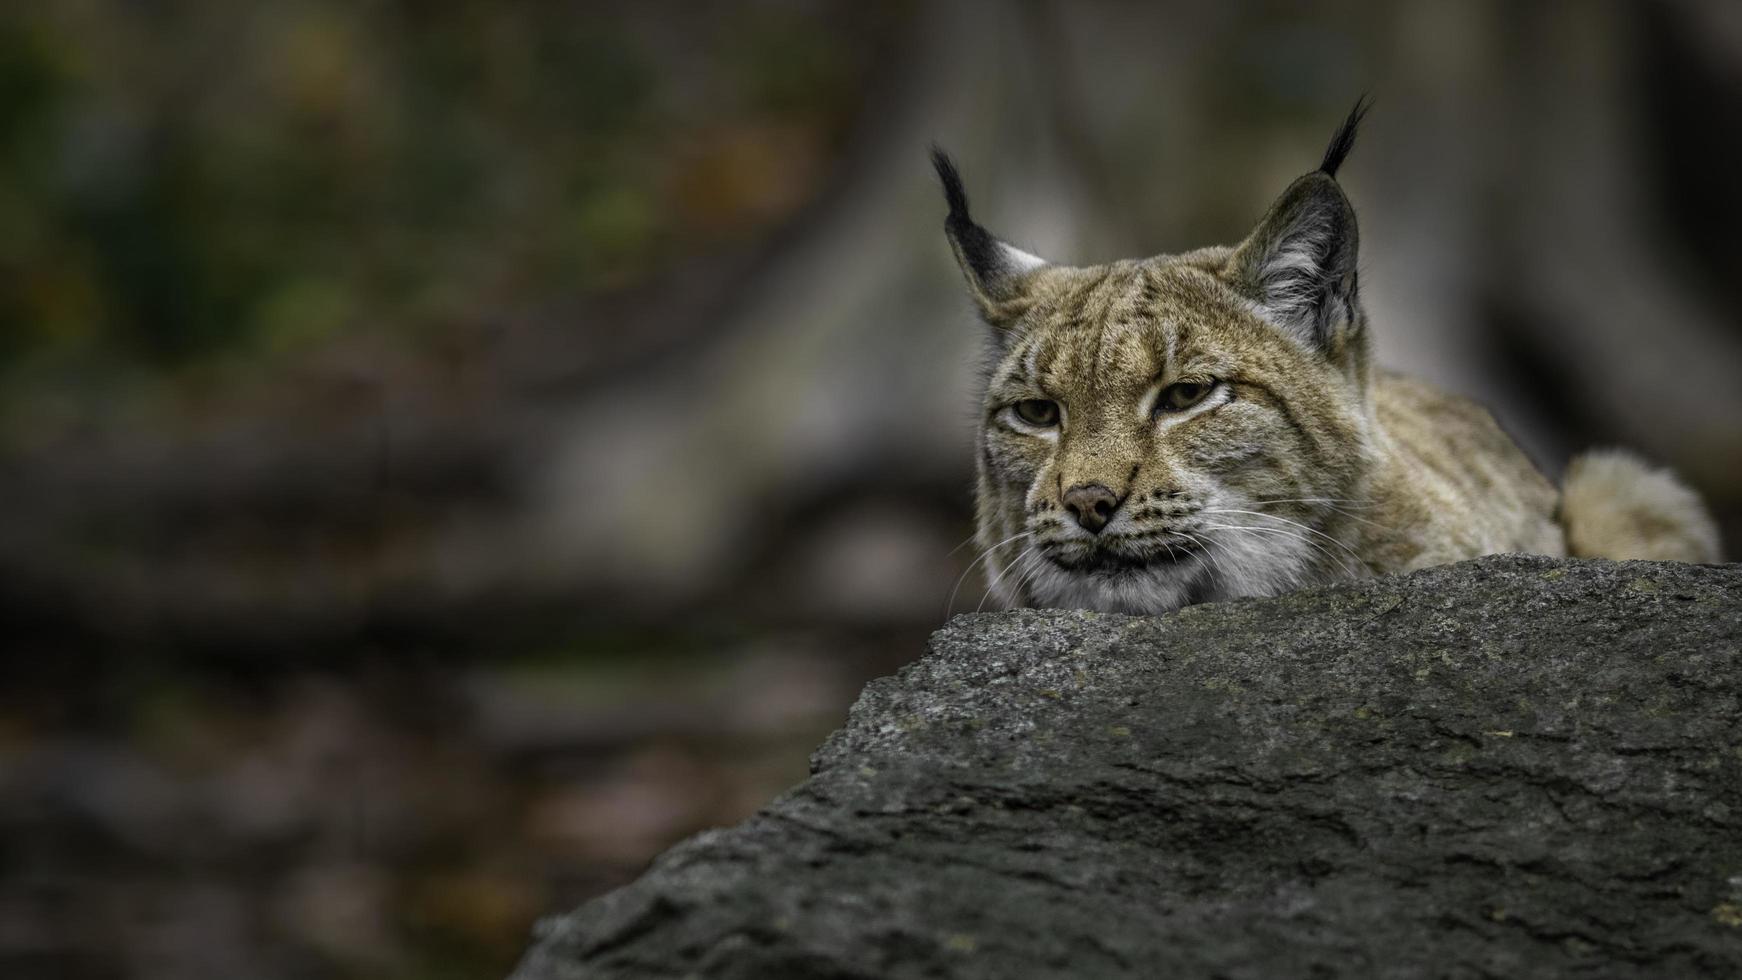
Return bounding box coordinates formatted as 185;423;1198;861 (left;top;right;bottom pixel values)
936;104;1720;615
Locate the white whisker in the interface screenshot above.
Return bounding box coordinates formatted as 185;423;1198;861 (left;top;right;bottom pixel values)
1196;525;1308;593
1203;508;1366;564
1014;544;1055;596
1248;496;1371;507
1175;530;1239;595
946;529;1029;616
979;542;1041;613
1247;496;1403;538
1202;522;1360;580
941;530;984;559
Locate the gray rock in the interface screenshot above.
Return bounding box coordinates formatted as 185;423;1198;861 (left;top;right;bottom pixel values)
511;555;1742;979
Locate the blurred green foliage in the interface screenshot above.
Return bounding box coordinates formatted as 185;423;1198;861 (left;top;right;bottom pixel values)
0;7;904;975
0;2;885;424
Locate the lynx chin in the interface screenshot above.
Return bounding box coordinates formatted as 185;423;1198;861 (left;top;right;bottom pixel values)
934;100;1722;616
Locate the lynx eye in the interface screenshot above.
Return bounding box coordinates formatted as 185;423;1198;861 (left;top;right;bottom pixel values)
1013;399;1060;427
1157;380;1213;414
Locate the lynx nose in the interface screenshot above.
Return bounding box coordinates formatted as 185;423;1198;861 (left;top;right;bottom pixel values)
1062;483;1119;534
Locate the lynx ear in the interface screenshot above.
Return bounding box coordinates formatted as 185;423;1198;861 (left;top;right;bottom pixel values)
1225;99;1370;350
931;147;1047;326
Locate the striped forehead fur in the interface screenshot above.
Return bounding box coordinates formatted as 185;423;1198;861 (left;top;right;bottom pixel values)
934;97;1710;618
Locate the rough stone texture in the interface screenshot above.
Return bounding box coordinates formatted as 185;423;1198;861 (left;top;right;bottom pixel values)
511;555;1742;979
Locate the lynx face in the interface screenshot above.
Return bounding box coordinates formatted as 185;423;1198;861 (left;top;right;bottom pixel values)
971;256;1374;614
935;102;1384;614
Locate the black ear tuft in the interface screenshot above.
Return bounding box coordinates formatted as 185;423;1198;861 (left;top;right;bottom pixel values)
931;146;998;276
1318;95;1373;178
930;145;971;224
930;145;1036;317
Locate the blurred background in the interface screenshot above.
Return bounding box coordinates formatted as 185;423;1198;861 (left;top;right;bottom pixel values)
2;1;1739;977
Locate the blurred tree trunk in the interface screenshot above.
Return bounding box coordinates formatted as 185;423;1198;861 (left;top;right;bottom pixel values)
5;0;1739;658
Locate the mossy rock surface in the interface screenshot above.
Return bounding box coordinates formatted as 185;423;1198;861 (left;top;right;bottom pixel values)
512;555;1742;979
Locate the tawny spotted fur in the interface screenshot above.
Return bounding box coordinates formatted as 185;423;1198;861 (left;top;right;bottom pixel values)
935;102;1721;615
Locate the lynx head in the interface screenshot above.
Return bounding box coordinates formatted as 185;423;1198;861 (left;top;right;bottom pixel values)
937;101;1381;614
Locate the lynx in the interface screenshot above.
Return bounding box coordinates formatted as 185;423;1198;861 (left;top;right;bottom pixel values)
934;101;1721;616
